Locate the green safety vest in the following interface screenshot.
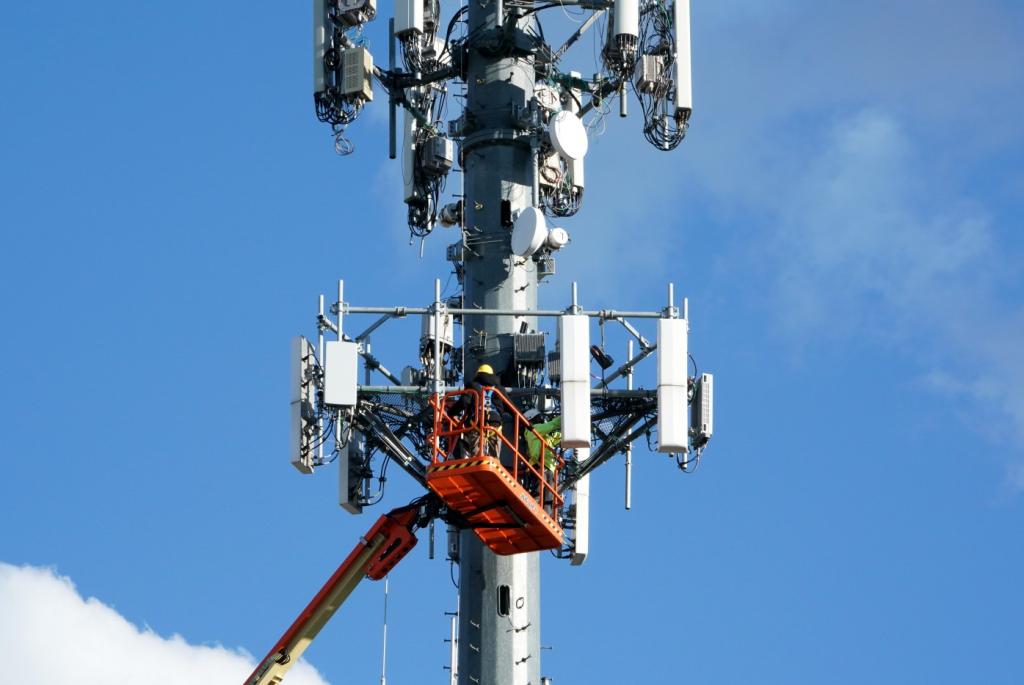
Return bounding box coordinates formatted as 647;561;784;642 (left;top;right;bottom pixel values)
525;416;561;471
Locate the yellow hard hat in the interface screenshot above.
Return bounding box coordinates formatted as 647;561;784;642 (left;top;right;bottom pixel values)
477;363;494;375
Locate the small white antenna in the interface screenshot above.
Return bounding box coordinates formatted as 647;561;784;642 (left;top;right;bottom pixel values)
380;576;390;685
446;596;459;685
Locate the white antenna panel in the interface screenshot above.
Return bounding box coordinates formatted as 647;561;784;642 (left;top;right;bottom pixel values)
673;0;692;113
656;317;689;452
613;0;639;38
559;315;591;448
548;110;589;161
395;0;424;35
562;382;591;449
313;0;327;94
657;317;688;386
324;340;359;407
569;156;584;189
570;448;590;566
692;372;713;444
291;336;317;474
559;315;590;383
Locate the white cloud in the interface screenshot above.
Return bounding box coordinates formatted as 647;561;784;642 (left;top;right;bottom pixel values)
770;111;992;331
753;108;1024;485
0;563;330;685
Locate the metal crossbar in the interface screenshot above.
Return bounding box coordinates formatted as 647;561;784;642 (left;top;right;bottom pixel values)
354;386;657;504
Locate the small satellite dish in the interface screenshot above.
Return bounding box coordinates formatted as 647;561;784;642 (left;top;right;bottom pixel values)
548;110;589;161
511;207;548;257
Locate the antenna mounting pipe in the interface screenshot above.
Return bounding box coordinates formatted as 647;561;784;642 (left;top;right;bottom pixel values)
433;278;444;398
388;18;397;160
345;306;667;319
625;338;633;510
338;280;345;338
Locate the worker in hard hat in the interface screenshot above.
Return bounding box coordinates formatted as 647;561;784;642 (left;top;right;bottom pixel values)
453;363;506;459
524;414;561;514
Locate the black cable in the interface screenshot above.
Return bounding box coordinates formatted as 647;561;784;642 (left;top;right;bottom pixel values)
366;454;392;505
449;560;460;589
439;6;468;60
532;13;546;44
309;417;337;455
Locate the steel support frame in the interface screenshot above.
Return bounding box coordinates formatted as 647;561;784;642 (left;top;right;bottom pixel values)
321;0;677;672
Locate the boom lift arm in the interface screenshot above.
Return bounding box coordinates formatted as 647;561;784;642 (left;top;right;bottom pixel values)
244;502;426;685
250;384;612;683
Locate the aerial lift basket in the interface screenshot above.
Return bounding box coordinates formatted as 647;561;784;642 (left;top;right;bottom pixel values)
427;388;564;555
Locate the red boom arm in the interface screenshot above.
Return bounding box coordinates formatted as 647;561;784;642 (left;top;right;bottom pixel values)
244;505;420;685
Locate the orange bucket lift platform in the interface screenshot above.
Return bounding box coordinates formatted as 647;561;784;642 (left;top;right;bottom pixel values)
427;388;565;555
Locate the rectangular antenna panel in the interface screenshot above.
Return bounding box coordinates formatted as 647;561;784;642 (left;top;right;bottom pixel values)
339;431;365;514
570;448;590;566
658;385;688;452
559;315;591;448
562;381;590;447
657;318;689;452
559;315;590;382
403;109;418;202
340;47;373;101
313;0;328;94
291;336;317;474
395;0;424;36
324;340;358;406
570;156;584;190
421;312;455;348
691;373;713;445
673;0;692;113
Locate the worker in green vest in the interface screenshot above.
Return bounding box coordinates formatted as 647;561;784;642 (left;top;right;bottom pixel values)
524;414;561;514
525;415;561;470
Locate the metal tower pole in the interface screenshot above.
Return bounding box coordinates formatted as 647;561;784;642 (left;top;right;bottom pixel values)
457;0;541;682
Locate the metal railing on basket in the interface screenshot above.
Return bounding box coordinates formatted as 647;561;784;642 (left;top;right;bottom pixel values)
430;388;564;517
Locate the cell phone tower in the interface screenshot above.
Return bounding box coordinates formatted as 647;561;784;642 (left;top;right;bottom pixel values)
246;0;713;684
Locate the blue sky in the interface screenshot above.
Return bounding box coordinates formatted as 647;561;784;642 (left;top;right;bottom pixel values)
2;1;1023;683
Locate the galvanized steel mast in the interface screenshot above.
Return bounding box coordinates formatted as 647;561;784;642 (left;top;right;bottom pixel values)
457;0;541;680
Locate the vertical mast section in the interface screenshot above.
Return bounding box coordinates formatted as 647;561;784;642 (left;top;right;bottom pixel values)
458;0;541;681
